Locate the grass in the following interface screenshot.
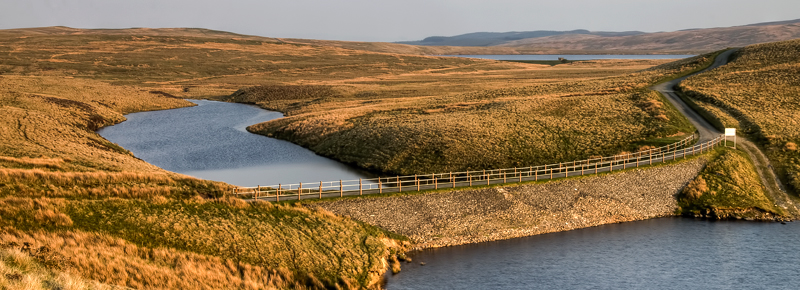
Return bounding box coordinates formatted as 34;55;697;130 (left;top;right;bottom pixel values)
678;148;785;219
0;196;403;289
0;38;414;287
0;245;122;290
241;54;713;175
678;39;800;195
0;27;744;288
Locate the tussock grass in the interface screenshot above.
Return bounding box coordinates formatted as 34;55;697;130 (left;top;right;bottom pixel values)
678;148;784;219
243;55;712;175
0;245;121;290
679;39;800;195
0;197;404;289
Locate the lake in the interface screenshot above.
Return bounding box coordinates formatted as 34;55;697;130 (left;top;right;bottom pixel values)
97;99;370;187
441;54;695;61
384;217;799;289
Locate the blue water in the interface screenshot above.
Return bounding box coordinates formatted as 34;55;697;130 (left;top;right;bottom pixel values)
385;218;800;289
97;99;369;186
441;54;695;61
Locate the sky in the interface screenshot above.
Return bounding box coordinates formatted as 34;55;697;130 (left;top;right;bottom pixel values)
1;0;799;42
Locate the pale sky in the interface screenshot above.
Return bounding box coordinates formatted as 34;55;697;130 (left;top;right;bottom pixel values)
1;0;799;42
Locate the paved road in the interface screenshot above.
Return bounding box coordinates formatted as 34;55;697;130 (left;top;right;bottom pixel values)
652;49;799;217
651;49;739;142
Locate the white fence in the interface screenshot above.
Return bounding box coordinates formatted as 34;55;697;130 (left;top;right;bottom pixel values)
233;133;725;201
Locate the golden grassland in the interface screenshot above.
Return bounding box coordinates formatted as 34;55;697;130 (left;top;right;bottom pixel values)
0;74;404;288
0;196;405;289
0;28;724;288
678;148;784;219
240;55;716;175
679;39;800;194
0;245;122;290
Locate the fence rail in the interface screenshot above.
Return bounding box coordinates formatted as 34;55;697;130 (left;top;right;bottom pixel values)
233;133;725;202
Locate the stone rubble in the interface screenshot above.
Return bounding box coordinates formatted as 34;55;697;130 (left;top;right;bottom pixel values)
317;158;708;249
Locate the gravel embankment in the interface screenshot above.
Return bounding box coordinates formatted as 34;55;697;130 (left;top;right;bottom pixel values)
316;159;707;249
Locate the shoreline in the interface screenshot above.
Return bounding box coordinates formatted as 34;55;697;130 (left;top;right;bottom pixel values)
317;158;708;250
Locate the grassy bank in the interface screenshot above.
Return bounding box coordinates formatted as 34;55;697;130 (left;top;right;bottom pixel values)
240;54;717;175
0;74;405;288
678;148;786;220
678;39;800;195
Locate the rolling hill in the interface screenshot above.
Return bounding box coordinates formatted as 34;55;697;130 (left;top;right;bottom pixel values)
399;18;800;54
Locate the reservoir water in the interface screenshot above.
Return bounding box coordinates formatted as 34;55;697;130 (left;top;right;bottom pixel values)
441;54;695;61
385;218;800;289
97;99;369;187
98;99;797;289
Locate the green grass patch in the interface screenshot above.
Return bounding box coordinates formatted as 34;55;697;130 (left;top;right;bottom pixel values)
678;147;785;219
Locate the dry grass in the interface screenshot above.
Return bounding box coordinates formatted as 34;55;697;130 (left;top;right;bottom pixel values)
242;54;714;175
0;197;404;289
0;245;122;290
0;29;718;288
679;39;800;194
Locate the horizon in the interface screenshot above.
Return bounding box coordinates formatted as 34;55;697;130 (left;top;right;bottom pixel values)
1;1;799;42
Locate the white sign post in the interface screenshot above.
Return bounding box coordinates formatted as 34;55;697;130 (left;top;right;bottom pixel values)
725;128;736;149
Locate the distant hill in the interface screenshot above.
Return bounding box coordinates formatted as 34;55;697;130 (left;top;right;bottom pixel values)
399;19;800;54
0;26;280;42
398;30;645;47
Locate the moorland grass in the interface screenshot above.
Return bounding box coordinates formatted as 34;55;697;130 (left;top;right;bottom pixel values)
679;39;800;195
678;148;785;219
0;74;403;288
242;54;716;175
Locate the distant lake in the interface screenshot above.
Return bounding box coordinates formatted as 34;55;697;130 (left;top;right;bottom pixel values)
440;54;695;61
98;100;370;187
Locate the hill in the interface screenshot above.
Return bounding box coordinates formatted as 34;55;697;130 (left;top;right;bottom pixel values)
399;29;645;47
401;19;800;54
678;38;800;196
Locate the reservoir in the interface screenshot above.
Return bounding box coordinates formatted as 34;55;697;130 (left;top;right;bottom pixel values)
97;99;369;187
385;218;800;289
98;99;798;289
441;54;695;61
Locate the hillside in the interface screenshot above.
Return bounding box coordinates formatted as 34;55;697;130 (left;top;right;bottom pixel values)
678;38;800;195
399;29;645;47
401;18;800;54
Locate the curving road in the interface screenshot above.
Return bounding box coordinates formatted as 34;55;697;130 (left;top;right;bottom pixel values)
652;49;799;217
651;49;738;142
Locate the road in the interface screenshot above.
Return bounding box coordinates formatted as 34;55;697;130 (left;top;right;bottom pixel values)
652;49;799;217
650;49;738;142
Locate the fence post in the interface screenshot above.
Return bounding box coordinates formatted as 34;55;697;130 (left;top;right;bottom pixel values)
415;174;419;191
398;176;401;192
610;157;614;172
277;184;281;202
550;168;553;179
535;167;539;181
595;161;598;174
434;174;438;189
636;155;639;167
469;174;473;186
565;163;569;178
298;182;302;200
623;155;627;170
379;178;383;194
256;186;260;199
451;172;455;188
503;172;507;183
319;181;322;199
359;178;363;195
339;180;343;197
